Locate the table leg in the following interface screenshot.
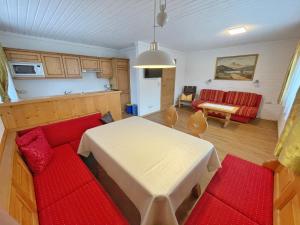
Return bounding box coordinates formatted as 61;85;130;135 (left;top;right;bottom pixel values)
203;108;208;119
224;113;231;128
192;183;201;198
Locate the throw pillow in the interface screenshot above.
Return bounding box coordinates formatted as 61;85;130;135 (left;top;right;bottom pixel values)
100;111;114;124
16;128;53;175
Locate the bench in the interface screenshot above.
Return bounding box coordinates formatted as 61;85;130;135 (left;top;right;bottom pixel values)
185;155;300;225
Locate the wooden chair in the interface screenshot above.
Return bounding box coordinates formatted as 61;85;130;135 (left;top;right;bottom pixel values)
164;106;178;128
187;110;208;137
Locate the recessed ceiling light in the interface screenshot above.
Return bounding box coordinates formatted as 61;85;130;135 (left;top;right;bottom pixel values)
228;27;247;35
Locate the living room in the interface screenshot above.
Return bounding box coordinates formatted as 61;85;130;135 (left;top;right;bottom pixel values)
0;1;300;225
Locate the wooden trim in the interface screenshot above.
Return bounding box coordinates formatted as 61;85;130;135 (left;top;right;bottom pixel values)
0;130;8;162
0;132;16;210
263;160;280;171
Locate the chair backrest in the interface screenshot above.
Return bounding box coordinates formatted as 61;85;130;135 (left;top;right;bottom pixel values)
164;106;178;128
183;86;197;100
187;111;208;137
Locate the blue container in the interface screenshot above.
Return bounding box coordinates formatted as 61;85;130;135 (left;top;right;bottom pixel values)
132;104;138;116
126;104;133;114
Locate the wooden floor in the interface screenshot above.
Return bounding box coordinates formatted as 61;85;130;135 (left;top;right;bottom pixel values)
144;106;278;165
84;107;278;225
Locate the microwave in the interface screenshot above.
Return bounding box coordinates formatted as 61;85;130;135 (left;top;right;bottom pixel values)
9;62;45;77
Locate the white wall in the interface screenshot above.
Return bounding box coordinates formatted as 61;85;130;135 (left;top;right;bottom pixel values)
185;39;298;121
0;31;120;98
132;41;186;116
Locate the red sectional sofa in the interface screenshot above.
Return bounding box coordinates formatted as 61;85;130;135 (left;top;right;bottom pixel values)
17;113;129;225
192;89;262;123
185;155;273;225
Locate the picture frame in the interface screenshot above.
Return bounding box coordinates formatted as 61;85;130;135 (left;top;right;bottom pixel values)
214;54;258;81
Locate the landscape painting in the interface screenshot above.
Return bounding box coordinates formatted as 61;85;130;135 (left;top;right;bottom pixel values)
215;54;258;80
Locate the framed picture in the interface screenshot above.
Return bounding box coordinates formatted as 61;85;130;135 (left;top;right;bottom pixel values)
214;54;258;81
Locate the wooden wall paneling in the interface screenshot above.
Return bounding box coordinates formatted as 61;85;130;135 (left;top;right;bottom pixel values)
107;93;122;120
41;54;66;78
9;185;39;225
161;68;176;111
5;49;41;62
11;151;36;209
0;91;122;130
62;55;82;78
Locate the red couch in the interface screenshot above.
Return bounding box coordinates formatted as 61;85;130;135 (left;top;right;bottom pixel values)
185;155;273;225
192;89;262;123
17;113;129;225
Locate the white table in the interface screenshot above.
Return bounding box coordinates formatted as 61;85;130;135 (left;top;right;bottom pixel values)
78;117;221;225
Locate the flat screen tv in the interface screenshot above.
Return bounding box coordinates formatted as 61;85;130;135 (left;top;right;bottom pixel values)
144;69;162;78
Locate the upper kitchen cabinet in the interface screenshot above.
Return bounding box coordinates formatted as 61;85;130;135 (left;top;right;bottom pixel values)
97;58;113;79
41;54;65;78
62;55;82;78
80;57;99;72
5;49;41;62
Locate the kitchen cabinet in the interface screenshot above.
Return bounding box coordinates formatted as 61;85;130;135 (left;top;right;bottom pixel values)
41;54;65;78
80;57;99;72
97;58;113;78
63;55;81;78
5;49;41;62
110;59;130;111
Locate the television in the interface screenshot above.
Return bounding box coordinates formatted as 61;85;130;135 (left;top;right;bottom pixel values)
144;69;162;78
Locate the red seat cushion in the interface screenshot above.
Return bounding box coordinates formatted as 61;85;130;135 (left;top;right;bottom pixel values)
199;89;225;103
69;139;81;152
39;181;129;225
224;91;262;107
185;192;259;225
235;106;259;118
206;155;273;225
34;144;94;210
41;113;102;147
16;128;53;175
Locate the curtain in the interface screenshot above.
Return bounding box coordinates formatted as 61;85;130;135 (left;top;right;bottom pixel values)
278;42;300;104
0;44;10;102
275;87;300;174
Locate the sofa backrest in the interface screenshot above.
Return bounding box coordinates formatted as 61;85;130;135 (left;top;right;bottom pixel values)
199;89;225;103
224;91;262;107
18;113;103;147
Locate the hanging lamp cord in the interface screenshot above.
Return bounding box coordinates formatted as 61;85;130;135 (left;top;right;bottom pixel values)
153;0;157;42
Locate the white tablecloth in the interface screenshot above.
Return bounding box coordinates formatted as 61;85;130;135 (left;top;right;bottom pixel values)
78;117;221;225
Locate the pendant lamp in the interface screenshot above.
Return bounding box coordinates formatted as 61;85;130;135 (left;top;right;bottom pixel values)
134;0;175;69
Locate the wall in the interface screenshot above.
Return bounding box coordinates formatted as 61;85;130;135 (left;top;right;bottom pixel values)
0;31;120;98
185;39;298;120
129;41;186;116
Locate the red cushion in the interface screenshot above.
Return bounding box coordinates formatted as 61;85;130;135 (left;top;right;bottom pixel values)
69;139;81;152
41;113;103;147
16;128;53;175
199;89;225;103
206;155;273;225
34;144;94;210
185;192;259;225
235;106;259;118
39;181;129;225
224;91;261;107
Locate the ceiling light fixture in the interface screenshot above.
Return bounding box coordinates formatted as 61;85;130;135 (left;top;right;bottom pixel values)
228;26;247;35
134;0;175;69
